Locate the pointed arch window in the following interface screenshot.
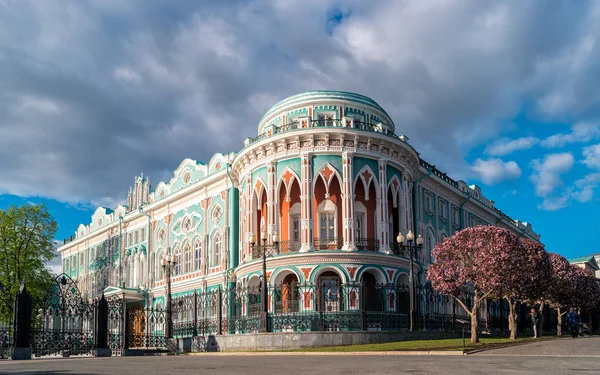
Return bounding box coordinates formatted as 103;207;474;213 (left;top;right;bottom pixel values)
194;239;202;272
211;232;222;268
155;250;164;281
183;242;192;274
354;201;367;240
173;246;181;276
289;203;301;243
318;199;337;242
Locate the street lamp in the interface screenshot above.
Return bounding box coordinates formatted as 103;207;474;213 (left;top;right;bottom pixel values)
249;231;280;332
162;251;177;338
396;230;424;331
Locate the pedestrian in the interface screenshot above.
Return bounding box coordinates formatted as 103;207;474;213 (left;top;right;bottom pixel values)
566;307;580;338
529;308;539;338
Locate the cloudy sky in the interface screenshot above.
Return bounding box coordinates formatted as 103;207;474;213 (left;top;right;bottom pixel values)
1;0;599;260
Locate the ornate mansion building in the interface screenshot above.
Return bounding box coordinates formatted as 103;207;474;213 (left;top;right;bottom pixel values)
58;91;540;333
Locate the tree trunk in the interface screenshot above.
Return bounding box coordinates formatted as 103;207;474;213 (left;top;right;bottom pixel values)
507;299;517;340
538;304;545;337
557;307;563;336
470;300;479;344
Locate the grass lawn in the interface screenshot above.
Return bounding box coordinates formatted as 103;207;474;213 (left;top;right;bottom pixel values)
288;336;558;352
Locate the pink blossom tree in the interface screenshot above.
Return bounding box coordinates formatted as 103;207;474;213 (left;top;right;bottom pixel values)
545;253;576;335
427;225;523;343
515;240;552;338
497;239;552;339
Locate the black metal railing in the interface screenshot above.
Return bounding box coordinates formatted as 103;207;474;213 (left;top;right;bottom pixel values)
248;118;401;145
279;240;302;253
313;237;343;250
355;238;380;251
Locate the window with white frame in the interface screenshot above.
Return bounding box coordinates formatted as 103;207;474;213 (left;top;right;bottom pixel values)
194;239;202;271
289;203;301;242
438;199;448;220
183;243;192;274
425;228;436;263
155;251;164;281
354;201;367;239
317;113;334;127
134;231;139;244
173;246;181;275
141;228;146;242
424;191;434;214
318;199;337;240
452;207;460;227
211;232;222;267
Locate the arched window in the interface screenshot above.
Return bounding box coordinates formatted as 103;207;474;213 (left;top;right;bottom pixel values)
155;250;164;281
173;246;181;275
183;242;192;274
289;203;301;243
194;239;202;271
318;199;337;240
211;232;222;267
425;228;436;264
354;201;367;240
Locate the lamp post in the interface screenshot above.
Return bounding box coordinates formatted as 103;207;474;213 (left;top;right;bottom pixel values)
249;231;279;331
162;252;177;338
396;230;424;331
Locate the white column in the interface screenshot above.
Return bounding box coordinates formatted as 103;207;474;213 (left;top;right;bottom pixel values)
300;153;315;252
342;152;357;251
378;159;390;253
245;175;253;261
267;161;277;240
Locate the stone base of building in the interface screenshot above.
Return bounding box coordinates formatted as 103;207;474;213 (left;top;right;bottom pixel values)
175;331;463;352
94;348;112;357
10;347;31;360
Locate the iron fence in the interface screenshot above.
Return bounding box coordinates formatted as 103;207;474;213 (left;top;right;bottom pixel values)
161;282;513;336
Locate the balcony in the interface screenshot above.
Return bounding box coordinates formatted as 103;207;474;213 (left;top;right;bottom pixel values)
248;119;402;146
313;237;343;250
355;238;380;251
279;240;301;253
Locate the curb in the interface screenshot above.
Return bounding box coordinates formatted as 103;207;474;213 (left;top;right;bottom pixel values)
184;350;466;356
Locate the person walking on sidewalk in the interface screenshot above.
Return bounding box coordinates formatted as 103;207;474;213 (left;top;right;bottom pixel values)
529;308;539;338
566;307;580;338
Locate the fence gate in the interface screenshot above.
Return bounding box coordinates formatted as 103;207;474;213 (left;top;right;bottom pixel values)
0;291;13;359
30;274;96;357
125;302;167;350
107;295;124;356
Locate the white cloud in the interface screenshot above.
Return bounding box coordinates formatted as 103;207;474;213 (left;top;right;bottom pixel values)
471;158;522;185
530;152;575;197
572;172;600;203
1;0;600;211
583;143;600;169
485;136;539;156
537;195;570;211
541;123;600;148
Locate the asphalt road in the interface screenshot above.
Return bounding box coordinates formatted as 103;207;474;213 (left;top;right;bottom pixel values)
1;336;599;375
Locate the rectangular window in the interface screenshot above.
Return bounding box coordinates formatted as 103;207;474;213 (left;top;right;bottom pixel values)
292;216;300;242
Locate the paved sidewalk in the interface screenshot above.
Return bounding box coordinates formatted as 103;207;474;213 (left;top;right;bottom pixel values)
472;335;600;356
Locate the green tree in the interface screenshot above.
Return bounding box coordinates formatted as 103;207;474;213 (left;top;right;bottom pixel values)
0;204;58;322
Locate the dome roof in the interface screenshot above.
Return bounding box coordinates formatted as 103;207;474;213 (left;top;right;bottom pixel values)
258;90;395;134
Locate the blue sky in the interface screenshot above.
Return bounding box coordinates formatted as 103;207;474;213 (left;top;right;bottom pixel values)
1;0;600;261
